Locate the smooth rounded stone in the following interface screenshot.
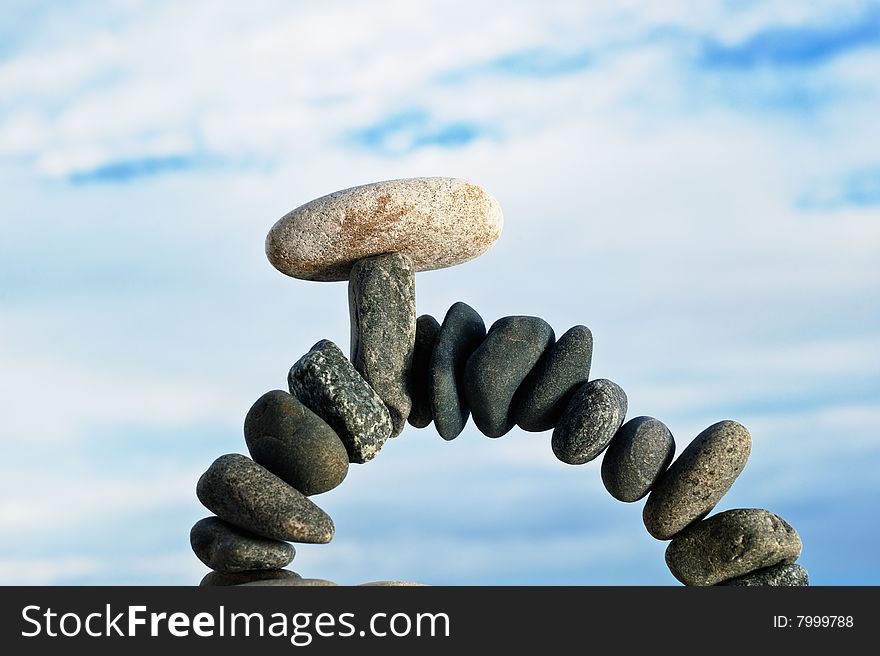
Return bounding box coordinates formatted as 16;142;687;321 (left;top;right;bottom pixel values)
665;508;803;586
551;379;627;465
430;302;486;440
244;390;349;496
200;569;302;587
601;416;675;502
643;420;751;540
196;454;335;543
514;325;593;432
288;340;392;464
266;177;504;282
720;563;809;587
349;253;416;437
463;316;554;438
190;517;296;573
408;314;440;428
238;578;337;587
358;581;429;586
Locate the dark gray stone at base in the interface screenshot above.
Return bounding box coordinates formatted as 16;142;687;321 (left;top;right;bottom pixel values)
514;325;592;432
288;340;392;463
601;416;675;502
551;379;627;464
408;314;440;429
196;454;335;543
190;517;295;573
349;253;416;437
200;569;302;587
464;316;554;438
720;563;809;587
238;578;337;586
244;390;349;496
430;302;486;440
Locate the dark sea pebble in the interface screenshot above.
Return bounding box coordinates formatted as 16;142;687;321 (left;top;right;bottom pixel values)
244;390;349;496
601;416;675;502
200;569;302;587
551;379;627;464
719;563;809;587
408;314;440;429
190;517;295;573
463;315;554;438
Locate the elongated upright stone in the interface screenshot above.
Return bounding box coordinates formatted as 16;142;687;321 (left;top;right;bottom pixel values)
349;253;416;437
643;420;751;540
551;379;627;465
196;454;335;543
665;508;802;586
409;314;440;428
288;340;392;463
601;416;675;502
190;517;295;573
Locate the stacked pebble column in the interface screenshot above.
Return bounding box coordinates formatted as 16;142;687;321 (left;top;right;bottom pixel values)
191;177;809;587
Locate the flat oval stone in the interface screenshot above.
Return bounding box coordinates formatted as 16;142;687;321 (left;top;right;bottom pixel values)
601;416;675;502
643;420;751;540
196;454;335;543
720;563;809;587
190;517;295;573
430;302;486;440
408;314;440;429
464;316;554;438
358;581;429;586
244;390;349;496
514;325;592;432
288;340;392;464
349;252;416;437
238;578;337;587
665;508;803;586
266;177;503;282
200;569;302;587
551;379;627;464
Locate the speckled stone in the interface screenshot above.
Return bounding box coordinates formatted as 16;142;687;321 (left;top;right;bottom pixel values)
358;581;429;586
514;325;592;432
430;302;486;440
408;314;440;429
464;316;554;438
720;563;809;587
200;569;302;587
665;508;803;586
601;416;675;502
266;177;503;281
643;420;751;540
288;340;392;464
349;252;416;437
244;390;349;496
190;517;295;573
551;379;627;464
238;578;338;587
196;454;335;543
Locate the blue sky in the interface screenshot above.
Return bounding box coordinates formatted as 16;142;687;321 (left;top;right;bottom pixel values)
1;0;879;585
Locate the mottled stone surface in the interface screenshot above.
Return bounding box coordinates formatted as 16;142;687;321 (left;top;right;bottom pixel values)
190;517;295;573
358;581;429;586
464;316;554;438
349;253;416;437
551;379;627;464
200;569;302;587
720;563;809;587
266;177;503;281
408;314;440;428
601;416;675;502
430;302;486;440
643;420;751;540
238;578;337;587
514;325;592;432
196;454;335;543
244;390;349;496
288;340;392;464
665;508;803;586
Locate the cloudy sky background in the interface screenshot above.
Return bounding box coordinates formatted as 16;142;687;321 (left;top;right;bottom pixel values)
1;0;878;585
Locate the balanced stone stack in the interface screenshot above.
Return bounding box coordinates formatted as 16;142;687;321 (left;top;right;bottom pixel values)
191;177;808;586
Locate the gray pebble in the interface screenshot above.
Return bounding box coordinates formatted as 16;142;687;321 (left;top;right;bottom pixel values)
288;339;392;464
244;390;349;496
720;563;809;587
464;316;554;438
430;302;486;439
601;416;675;502
643;420;751;540
551;379;627;464
200;569;302;587
349;253;416;437
408;314;440;428
196;454;335;543
665;508;803;586
238;578;337;587
190;517;295;573
358;581;429;586
514;325;593;432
